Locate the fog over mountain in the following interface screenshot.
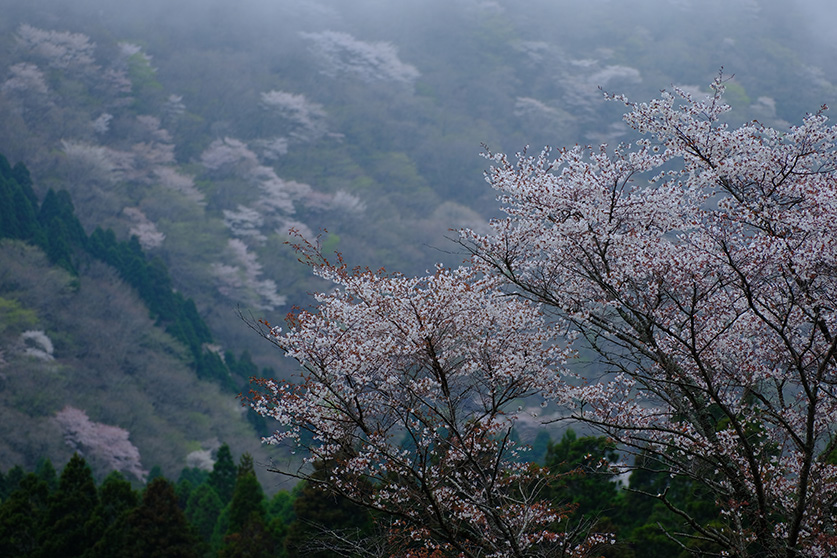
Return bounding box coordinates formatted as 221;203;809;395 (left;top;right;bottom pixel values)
0;0;835;482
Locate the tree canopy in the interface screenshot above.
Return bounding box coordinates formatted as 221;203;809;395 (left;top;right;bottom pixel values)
249;78;837;557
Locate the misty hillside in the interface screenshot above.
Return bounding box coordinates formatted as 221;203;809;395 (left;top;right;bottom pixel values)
1;0;835;482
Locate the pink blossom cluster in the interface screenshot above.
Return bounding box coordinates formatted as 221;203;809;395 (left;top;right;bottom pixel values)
463;74;837;555
55;406;147;481
249;241;582;556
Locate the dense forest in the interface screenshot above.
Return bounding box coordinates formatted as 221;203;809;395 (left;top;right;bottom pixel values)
1;433;727;557
1;0;836;555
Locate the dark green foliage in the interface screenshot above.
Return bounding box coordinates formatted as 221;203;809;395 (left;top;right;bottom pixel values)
225;350;258;383
615;452;723;558
147;465;165;483
179;466;211;488
218;453;276;557
218;514;277;558
0;156;85;274
86;225;235;390
85;472;140;558
227;454;266;533
0;155;238;391
33;458;58;493
116;478;201;558
0;155;45;262
544;430;620;519
284;461;373;558
37;189;86;274
91;471;138;532
208;444;237;505
185;483;224;543
0;473;50;558
36;454;100;558
0;465;25;501
528;430;551;465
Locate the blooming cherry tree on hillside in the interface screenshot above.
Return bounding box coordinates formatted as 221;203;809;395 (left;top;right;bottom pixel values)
248;240;604;557
300;31;421;85
250;77;836;557
463;76;837;557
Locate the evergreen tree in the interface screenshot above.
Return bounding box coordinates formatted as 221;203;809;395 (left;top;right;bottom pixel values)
34;458;58;493
185;483;223;543
37;189;87;273
0;473;49;558
178;466;210;488
218;514;277;558
227;453;266;533
84;471;139;558
0;465;25;501
284;460;372;558
218;454;275;558
36;454;99;558
543;430;620;520
119;478;201;558
208;444;237;504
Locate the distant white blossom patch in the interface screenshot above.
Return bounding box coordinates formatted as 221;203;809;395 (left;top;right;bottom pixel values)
185;448;215;471
330;190;366;214
201;137;259;173
154;167;205;205
123;207;165;249
164;94;186;118
260;90;328;142
223;205;266;242
91;113;113;135
16;24;97;72
61;140;135;184
253;137;290;160
20;330;54;361
589;65;642;87
118;42;143;58
211;239;286;310
55;406;147;480
2;62;49;95
300;31;420;84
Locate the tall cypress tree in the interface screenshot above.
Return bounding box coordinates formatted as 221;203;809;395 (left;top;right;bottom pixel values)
208;444;237;505
120;478;201;558
34;458;58;493
218;454;275;558
85;470;139;554
185;483;223;543
227;454;266;533
36;454;99;558
0;473;50;558
284;460;373;558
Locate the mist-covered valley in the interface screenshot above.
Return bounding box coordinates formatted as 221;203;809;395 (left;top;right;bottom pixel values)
0;0;835;511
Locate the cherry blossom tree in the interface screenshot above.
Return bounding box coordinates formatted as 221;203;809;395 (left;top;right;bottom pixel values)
462;75;837;557
300;31;421;85
55;406;147;481
249;77;836;556
247;239;605;558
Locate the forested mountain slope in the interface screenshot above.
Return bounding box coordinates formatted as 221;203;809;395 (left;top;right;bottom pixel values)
0;0;835;481
0;156;276;484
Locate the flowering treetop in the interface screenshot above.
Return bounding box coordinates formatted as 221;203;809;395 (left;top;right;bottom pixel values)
248;239;604;557
463;74;837;557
